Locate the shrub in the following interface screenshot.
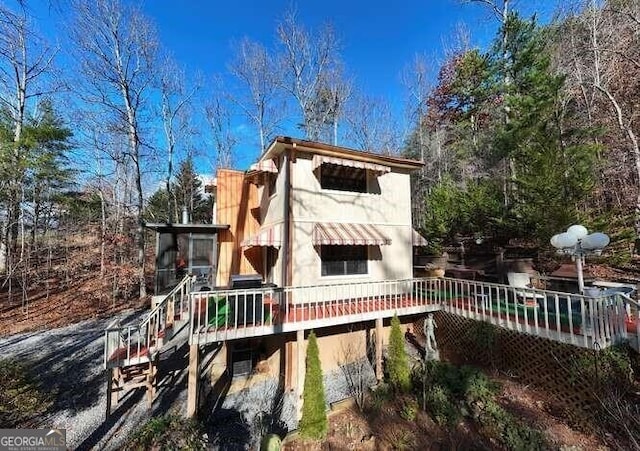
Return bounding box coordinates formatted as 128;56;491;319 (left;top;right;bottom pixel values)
399;397;419;421
367;382;392;414
387;315;411;392
260;433;282;451
425;385;459;426
0;359;51;428
385;426;416;451
124;414;205;450
298;331;327;440
476;400;546;451
418;361;546;448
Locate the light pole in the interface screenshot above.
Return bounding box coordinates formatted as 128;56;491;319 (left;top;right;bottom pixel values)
550;225;610;294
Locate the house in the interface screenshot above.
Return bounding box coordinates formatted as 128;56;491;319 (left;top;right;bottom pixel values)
215;136;428;290
104;137;635;426
185;136;433;417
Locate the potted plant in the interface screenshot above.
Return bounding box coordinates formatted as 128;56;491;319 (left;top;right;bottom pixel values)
423;249;448;278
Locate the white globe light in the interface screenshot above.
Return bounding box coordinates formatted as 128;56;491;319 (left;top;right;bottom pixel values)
555;232;578;249
550;234;562;249
581;234;595;250
583;232;609;250
567;224;589;240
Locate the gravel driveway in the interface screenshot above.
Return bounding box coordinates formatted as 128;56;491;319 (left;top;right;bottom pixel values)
0;310;190;450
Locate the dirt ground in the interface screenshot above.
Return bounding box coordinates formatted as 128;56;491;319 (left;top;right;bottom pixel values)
0;279;145;336
284;378;609;451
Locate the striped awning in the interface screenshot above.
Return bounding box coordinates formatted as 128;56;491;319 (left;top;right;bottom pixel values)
248;159;278;174
312;155;390;174
241;224;283;248
313;223;391;246
412;229;429;247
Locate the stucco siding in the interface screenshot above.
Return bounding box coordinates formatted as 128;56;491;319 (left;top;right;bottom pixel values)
261;156;286;227
290;221;412;287
286;153;414;288
290;154;412;226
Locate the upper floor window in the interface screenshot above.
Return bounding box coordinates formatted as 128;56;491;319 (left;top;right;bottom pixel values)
320;163;370;193
267;173;277;197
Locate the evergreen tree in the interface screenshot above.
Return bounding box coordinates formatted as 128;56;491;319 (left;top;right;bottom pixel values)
172;157;212;223
145;188;172;222
492;15;598;240
406;14;598;247
0;99;73;255
22;99;74;241
299;330;327;440
388;314;411;392
145;156;212;223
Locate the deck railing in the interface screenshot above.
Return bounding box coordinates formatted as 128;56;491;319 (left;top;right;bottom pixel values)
435;277;636;350
188;277;639;350
189;278;441;343
104;275;193;368
618;292;640;351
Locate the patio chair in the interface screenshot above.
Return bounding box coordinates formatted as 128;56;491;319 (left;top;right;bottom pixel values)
507;272;545;307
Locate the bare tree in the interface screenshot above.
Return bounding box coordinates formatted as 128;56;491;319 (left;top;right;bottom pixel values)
344;92;400;154
564;0;640;241
310;65;352;145
276;8;344;141
158;54;198;223
228;38;283;153
336;332;375;410
70;0;158;298
0;3;58;274
401;53;432;161
205;77;237;170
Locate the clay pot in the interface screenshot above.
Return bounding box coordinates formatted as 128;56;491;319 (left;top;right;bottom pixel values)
427;268;446;278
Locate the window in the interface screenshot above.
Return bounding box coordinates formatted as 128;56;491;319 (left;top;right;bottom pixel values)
321;245;368;276
231;348;254;377
320;163;368;193
267;157;280;196
267;173;277;196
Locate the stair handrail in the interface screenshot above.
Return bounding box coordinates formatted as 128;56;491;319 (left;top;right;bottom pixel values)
104;275;193;368
139;274;193;356
140;274;193;331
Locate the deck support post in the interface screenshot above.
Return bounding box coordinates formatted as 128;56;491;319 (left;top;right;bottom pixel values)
375;317;383;381
147;358;157;408
296;329;305;420
105;368;113;419
187;344;200;418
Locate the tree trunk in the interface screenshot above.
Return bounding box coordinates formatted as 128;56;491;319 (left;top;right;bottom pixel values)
596;84;640;238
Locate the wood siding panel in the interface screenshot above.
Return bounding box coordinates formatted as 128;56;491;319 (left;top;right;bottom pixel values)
215;169;261;287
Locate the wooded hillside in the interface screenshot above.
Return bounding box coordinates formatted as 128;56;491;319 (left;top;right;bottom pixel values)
407;0;640;263
1;0;639;332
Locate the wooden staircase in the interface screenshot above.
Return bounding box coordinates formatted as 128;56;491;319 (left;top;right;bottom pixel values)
103;275;192;417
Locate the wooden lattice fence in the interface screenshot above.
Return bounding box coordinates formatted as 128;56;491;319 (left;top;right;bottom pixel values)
418;311;611;428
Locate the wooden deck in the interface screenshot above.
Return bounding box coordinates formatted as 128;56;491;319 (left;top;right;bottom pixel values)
189;288;440;343
188;278;640;350
105;276;640;369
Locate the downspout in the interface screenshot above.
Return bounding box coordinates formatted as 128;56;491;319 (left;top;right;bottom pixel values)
281;150;291;288
287;146;295;287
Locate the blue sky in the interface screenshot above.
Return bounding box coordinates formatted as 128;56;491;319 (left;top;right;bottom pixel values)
19;0;562;176
145;0;558;100
143;0;561;169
